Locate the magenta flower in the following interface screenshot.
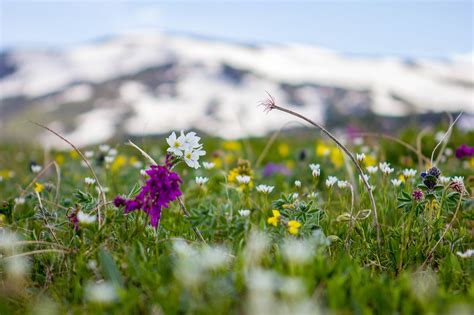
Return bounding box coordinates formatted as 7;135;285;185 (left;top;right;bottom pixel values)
412;189;424;202
114;164;182;227
455;144;474;159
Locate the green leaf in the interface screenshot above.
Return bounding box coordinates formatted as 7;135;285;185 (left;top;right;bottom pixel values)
99;247;125;288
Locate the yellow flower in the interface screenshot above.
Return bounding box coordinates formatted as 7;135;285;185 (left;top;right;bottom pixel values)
55;154;65;165
364;155;376;167
316;143;330;157
69;150;79;159
330;148;344;168
129;156;139;166
111;155;127;172
288;220;301;235
212;157;222;169
223;141;242;151
399;174;406;183
267;210;281;227
278;143;289;158
34;182;44;193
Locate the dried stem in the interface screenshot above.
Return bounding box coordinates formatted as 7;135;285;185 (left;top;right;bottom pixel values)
30;121;106;227
261;94;380;244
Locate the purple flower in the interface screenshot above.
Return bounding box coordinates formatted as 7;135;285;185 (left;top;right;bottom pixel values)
262;163;291;177
68;211;79;231
455;144;474;159
114;164;182;227
412;189;424;202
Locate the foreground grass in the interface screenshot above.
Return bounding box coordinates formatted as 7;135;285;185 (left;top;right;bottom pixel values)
0;129;473;314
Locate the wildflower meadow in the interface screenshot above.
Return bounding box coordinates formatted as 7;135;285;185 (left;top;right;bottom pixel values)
0;100;473;315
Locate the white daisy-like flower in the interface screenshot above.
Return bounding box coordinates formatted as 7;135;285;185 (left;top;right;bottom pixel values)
256;184;274;194
236;175;251;184
14;197;25;205
202;162;215;169
391;179;402;187
108;148;118;156
379;162;394;175
140;169;148;177
99;144;110;153
238;209;251;217
166;131;186;157
104;156;115;164
183;148;205;169
195;176;209;186
325;176;338;188
77;211;96;224
402;168;417;178
439;176;451;184
356;153;365;162
309;164;321;177
85;177;96;185
452;176;464;183
366;166;378;174
31;164;42;173
182;131;202;149
337;180;349;189
84;151;94;159
292;192;299;199
294;180;302;188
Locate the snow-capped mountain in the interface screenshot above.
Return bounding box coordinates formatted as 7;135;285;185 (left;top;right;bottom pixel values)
1;32;473;147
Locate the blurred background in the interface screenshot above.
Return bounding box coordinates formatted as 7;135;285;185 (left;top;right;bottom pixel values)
0;0;473;148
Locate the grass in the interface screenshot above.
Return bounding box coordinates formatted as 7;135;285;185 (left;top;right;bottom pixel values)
0;127;473;315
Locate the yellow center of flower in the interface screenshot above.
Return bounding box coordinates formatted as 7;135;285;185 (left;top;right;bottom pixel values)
174;141;180;148
185;153;192;159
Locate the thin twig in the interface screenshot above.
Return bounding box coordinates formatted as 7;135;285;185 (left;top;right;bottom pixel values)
30;121;106;227
260;93;381;244
431;112;463;166
2;249;67;260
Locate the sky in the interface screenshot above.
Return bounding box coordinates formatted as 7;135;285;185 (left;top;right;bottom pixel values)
0;1;472;59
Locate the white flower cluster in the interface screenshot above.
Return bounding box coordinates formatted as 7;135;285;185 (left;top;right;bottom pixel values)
356;153;365;162
256;185;274;194
238;209;251;217
325;176;338;188
77;210;97;224
366;166;378;174
31;164;42;173
309;163;320;177
439;176;451;184
402;168;417;178
294;180;302;188
391;179;402;187
84;177;96;185
236;175;251;184
337;180;349;189
166;131;206;169
195;176;209;186
379;162;394;175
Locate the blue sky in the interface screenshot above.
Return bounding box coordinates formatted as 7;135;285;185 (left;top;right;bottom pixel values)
1;1;472;58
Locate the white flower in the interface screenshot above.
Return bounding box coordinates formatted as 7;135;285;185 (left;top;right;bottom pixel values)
435;131;445;142
166;131;186;156
391;179;402;187
77;211;96;224
379;162;394;175
140;169;148;177
366;166;378;174
202;162;215;169
294;180;301;188
85;177;96;185
14;197;25;205
356;153;365;162
104;156;115;164
452;176;464;183
444;148;453;156
337;180;349;189
31;164;42;173
370;185;376;191
256;184;274;194
195;176;209;186
182;131;202;149
439;176;451;184
108;148;118;156
238;209;251;217
292;192;299;199
312;169;321;177
236;175;251;184
309;163;320;172
84;150;94;158
402;168;417;178
132;160;143;169
325;176;338;188
99;144;110;153
456;249;474;258
85;281;117;303
183;148;205;169
359;174;370;182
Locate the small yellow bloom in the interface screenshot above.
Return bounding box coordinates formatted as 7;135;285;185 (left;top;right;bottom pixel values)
278;143;289;158
399;174;406;183
316;143;330;157
69;150;79;159
288;220;301;235
267;210;281;227
34;182;44;193
55;154;65;165
330;148;344;168
223;141;242;151
364;155;376;167
111;155;127;172
129;156;139;166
